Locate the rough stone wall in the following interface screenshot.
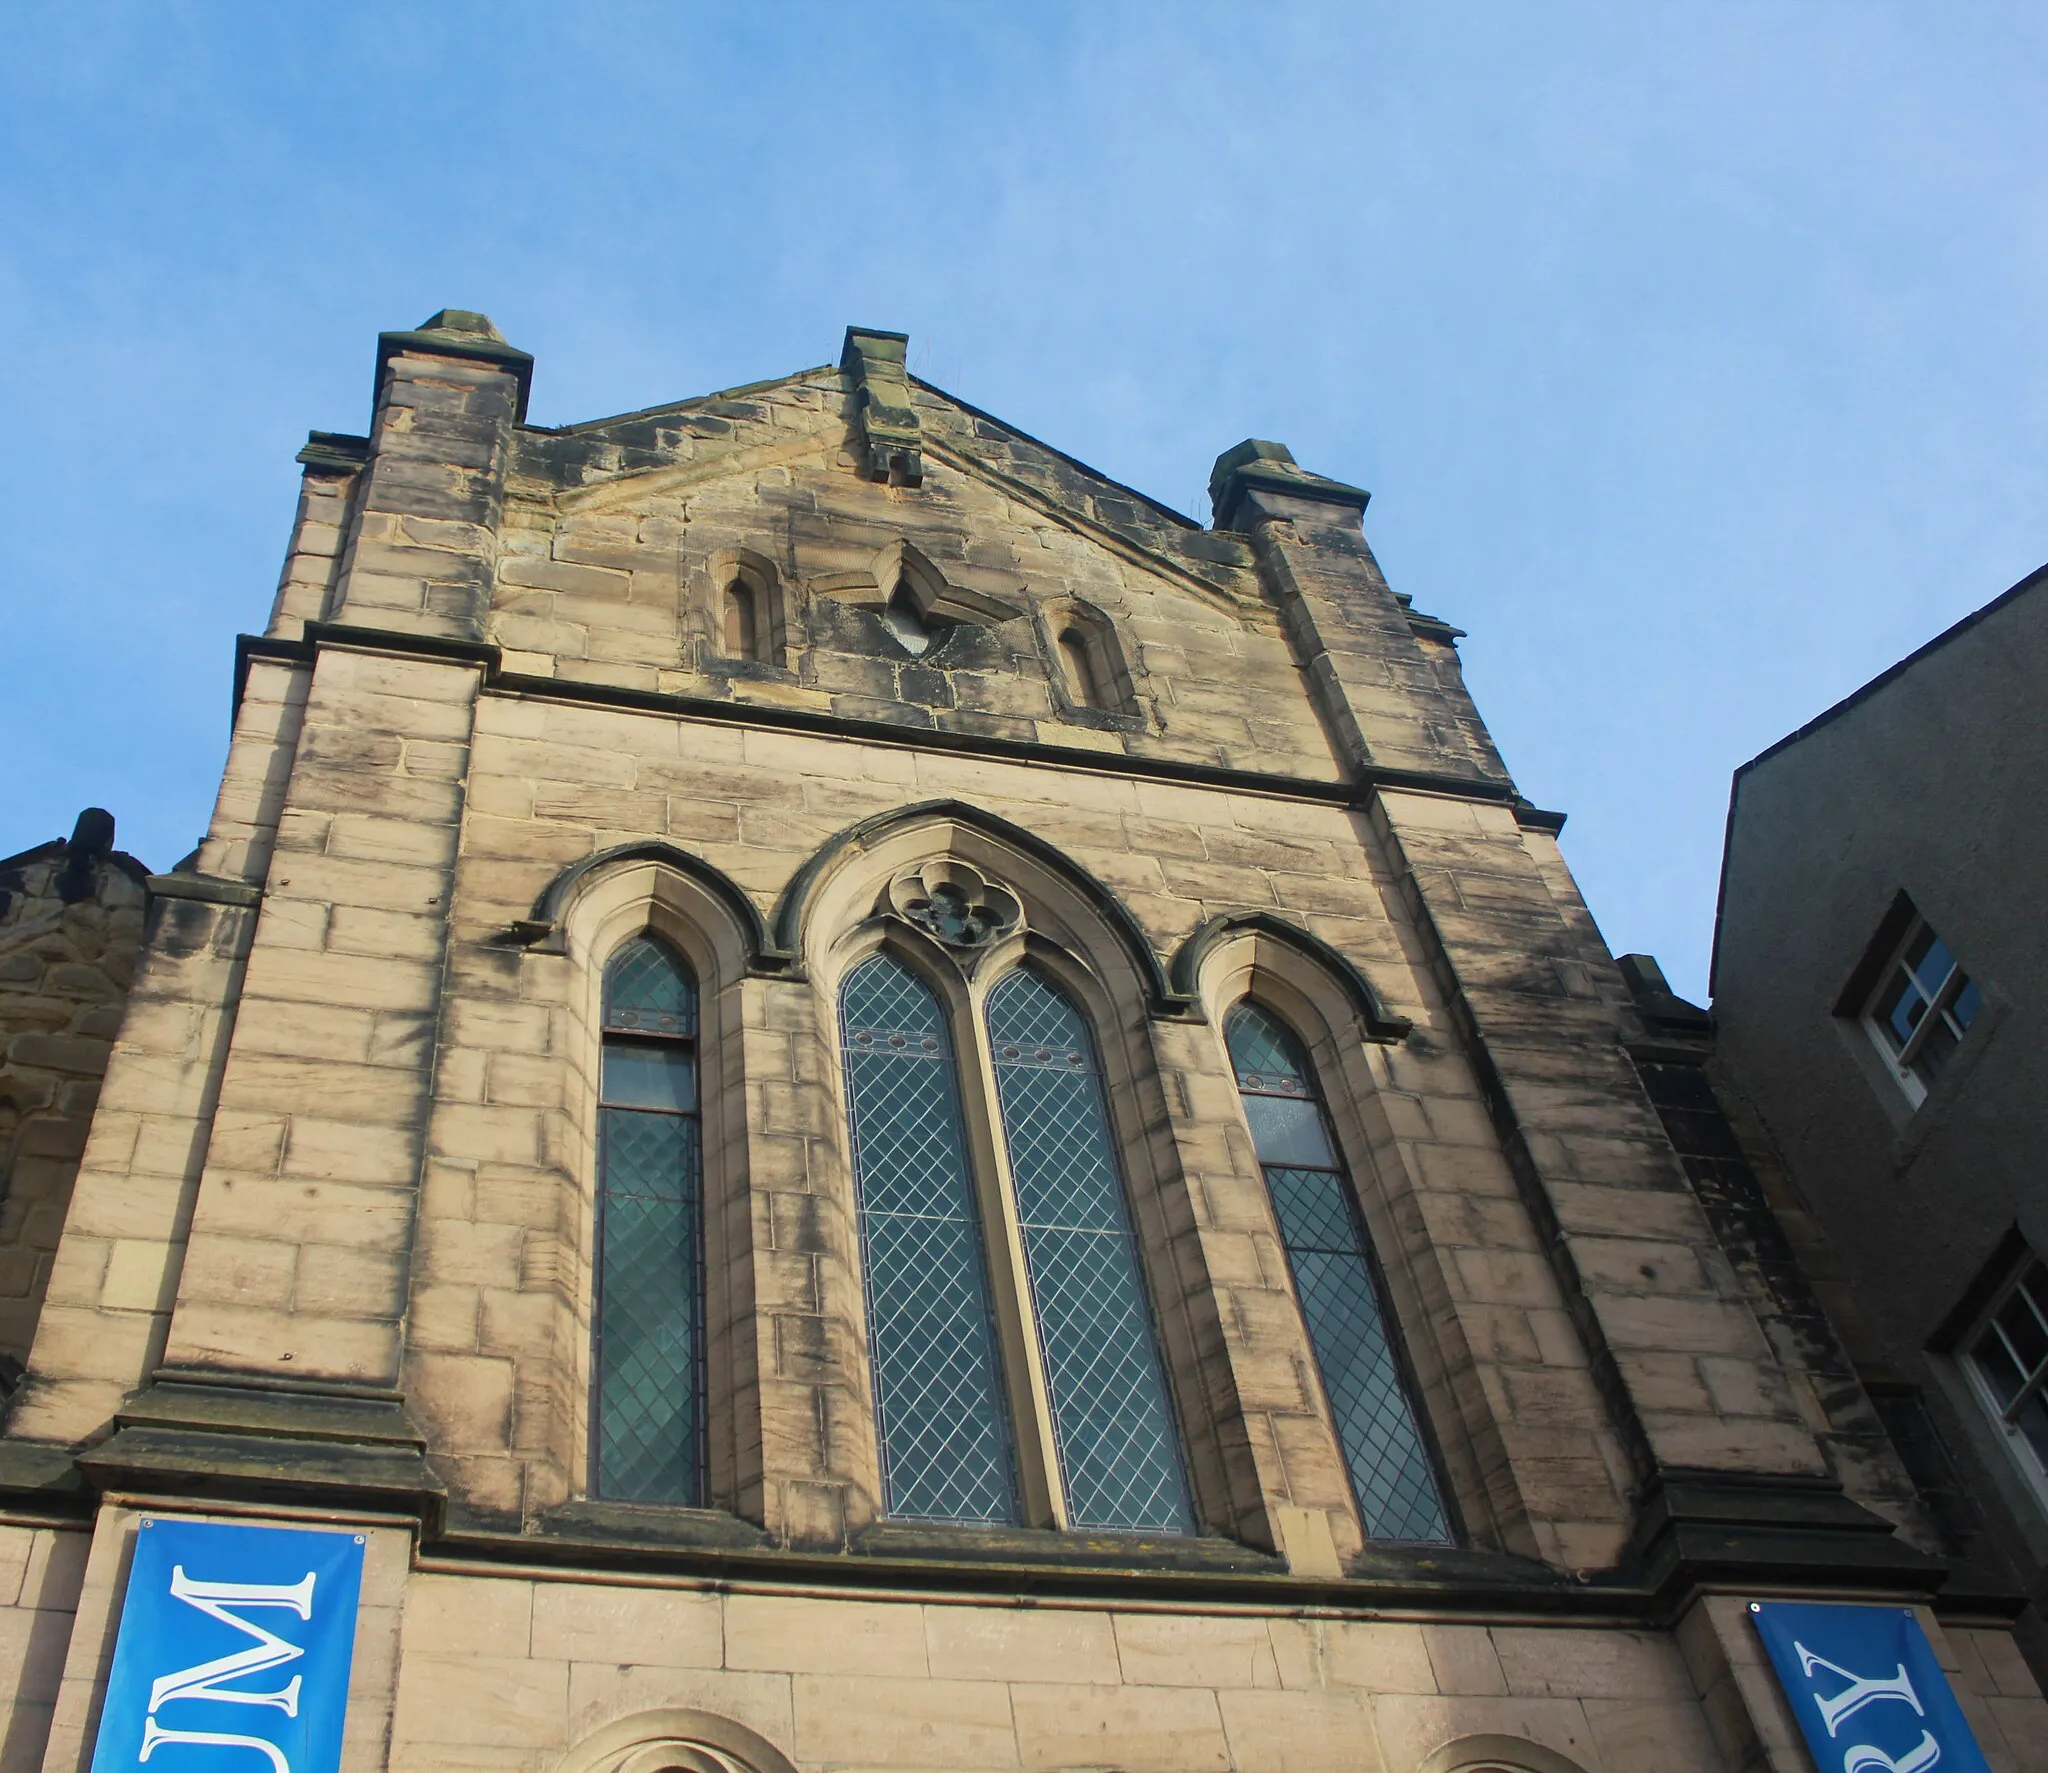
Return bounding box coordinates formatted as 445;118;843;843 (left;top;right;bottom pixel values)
0;1522;87;1773
381;1572;1723;1773
10;323;1856;1554
11;317;2045;1773
415;712;1630;1561
0;823;147;1382
489;385;1336;782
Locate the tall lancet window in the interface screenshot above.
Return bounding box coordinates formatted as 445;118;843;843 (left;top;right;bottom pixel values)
987;968;1192;1532
593;937;705;1504
1227;1002;1452;1544
842;954;1019;1522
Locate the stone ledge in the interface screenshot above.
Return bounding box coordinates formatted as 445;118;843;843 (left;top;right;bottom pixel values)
850;1520;1281;1574
146;873;261;908
230;625;1540;819
1632;1468;1951;1610
71;1372;443;1521
296;431;370;473
535;1499;772;1552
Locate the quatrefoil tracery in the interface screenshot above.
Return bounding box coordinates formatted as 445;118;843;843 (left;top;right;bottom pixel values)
885;861;1023;950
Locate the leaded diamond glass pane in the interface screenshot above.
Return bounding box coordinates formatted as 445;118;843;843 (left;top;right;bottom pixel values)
1289;1246;1449;1543
843;955;1018;1524
606;936;697;1034
988;969;1192;1533
1266;1164;1364;1257
595;1105;703;1503
1226;1002;1311;1094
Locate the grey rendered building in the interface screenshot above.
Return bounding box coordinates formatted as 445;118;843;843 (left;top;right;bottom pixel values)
1711;561;2048;1666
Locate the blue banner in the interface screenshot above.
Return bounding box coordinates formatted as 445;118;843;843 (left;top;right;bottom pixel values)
1752;1600;1991;1773
91;1518;364;1773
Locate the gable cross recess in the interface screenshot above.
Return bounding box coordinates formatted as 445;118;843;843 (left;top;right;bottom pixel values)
842;326;923;487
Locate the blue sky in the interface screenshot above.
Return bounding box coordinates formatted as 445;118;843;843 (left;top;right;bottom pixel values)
4;3;2043;1000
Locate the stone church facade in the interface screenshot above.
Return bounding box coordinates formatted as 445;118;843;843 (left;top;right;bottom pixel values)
0;312;2040;1773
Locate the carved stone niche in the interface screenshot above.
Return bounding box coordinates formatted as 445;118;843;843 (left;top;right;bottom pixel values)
885;860;1022;950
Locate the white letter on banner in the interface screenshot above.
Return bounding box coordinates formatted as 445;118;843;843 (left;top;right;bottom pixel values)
1795;1643;1929;1736
147;1566;316;1717
1844;1733;1942;1773
140;1717;292;1773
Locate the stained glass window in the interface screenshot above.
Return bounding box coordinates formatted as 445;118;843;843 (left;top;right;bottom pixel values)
593;936;704;1505
1227;1001;1451;1544
987;968;1193;1532
842;954;1020;1522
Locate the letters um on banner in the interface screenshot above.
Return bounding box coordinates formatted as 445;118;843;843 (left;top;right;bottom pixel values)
90;1518;366;1773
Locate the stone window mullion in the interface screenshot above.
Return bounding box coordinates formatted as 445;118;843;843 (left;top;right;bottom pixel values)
958;989;1069;1529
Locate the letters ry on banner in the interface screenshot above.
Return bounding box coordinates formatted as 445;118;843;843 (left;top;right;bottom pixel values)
1752;1600;1991;1773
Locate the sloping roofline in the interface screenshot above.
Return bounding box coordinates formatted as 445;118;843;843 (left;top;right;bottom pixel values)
1707;556;2047;997
520;361;1205;532
1732;557;2048;780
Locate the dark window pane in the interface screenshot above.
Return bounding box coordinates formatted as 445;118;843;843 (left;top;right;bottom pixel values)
1226;1002;1313;1093
1908;930;1955;995
1974;1329;2029;1408
601;1041;697;1112
1243;1094;1338;1169
1999;1290;2048;1379
1877;970;1926;1051
2019;1269;2048;1330
1912;1016;1960;1085
988;968;1191;1533
843;955;1018;1524
1951;976;1983;1031
606;936;697;1034
595;1106;702;1502
2017;1392;2048;1471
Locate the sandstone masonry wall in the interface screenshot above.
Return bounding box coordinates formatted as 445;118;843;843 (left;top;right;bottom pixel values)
0;825;147;1381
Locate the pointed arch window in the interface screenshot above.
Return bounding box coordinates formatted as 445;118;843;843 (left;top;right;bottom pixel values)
839;952;1192;1532
593;937;705;1504
1227;1001;1451;1544
842;954;1018;1522
987;967;1191;1531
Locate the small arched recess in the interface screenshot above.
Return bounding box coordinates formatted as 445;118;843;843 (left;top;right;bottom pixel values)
531;843;767;1522
555;1709;800;1773
1039;596;1138;726
700;546;789;671
1415;1736;1595;1773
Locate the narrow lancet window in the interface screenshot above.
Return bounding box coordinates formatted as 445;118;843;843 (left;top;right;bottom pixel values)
722;580;759;659
1227;1002;1451;1544
594;936;704;1504
988;968;1192;1532
842;954;1019;1522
